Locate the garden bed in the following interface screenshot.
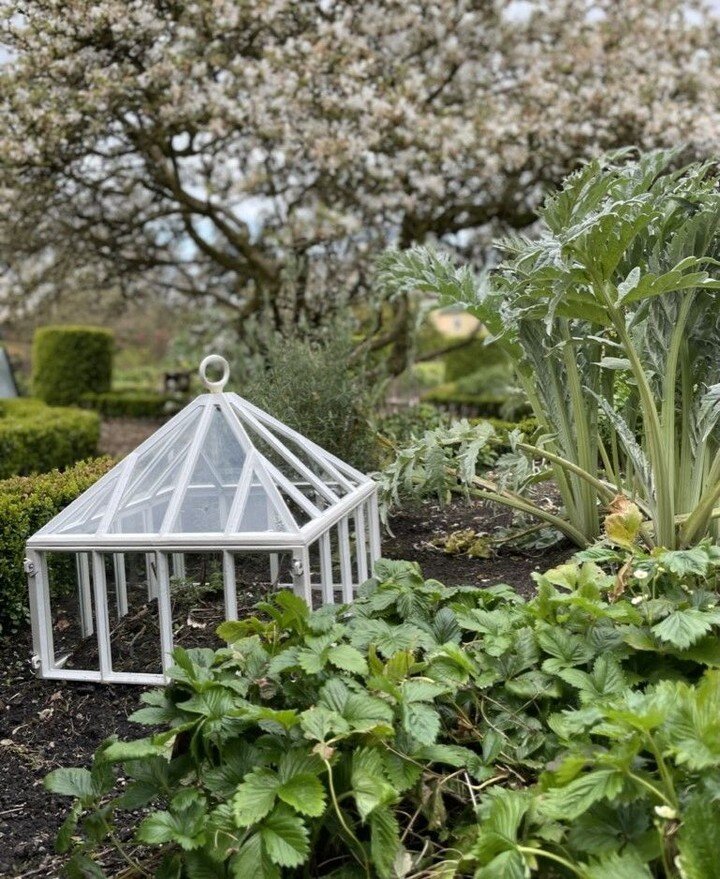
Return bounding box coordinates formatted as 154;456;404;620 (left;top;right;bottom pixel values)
0;497;572;877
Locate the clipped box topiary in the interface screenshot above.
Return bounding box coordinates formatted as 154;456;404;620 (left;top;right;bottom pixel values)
0;456;114;634
32;325;113;405
80;389;186;418
0;398;100;478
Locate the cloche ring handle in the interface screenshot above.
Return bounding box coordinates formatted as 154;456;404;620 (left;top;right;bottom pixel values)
199;354;230;393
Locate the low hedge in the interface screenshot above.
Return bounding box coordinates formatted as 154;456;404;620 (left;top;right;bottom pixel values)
32;325;113;405
80;389;187;419
0;398;100;479
422;383;508;417
443;333;509;381
0;456;114;634
481;414;539;443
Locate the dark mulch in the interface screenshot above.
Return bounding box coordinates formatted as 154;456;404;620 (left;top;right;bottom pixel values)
0;498;573;878
384;497;572;599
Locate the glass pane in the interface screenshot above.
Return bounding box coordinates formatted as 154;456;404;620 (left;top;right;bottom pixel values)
237;475;294;532
236;411;340;508
109;416;196;533
170;552;226;650
51;473;120;535
171;407;247;532
247;404;359;492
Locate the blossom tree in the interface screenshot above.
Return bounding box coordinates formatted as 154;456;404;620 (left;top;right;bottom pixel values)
1;0;720;368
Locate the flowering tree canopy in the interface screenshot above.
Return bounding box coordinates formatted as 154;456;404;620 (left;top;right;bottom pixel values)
1;0;719;365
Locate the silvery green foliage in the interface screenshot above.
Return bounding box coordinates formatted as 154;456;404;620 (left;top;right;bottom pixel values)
380;152;720;549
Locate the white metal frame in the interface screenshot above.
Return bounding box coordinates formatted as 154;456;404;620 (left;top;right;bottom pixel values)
25;355;382;685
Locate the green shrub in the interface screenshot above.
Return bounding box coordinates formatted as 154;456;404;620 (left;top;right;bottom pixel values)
0;456;114;633
0;398;100;478
80;389;186;419
32;325;113;405
46;551;720;876
422;382;508;416
242;334;379;471
376;403;451;445
443;333;509;382
482;414;538;443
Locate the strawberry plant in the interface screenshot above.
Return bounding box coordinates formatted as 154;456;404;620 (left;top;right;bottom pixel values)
46;558;720;877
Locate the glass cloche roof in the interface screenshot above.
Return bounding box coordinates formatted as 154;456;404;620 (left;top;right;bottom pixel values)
29;356;373;550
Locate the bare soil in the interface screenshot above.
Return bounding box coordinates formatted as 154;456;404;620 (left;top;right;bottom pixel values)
1;486;572;877
99;417;166;458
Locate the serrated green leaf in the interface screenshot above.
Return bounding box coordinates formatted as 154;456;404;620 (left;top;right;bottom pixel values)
382;749;424;791
63;852;108;879
325;681;394;733
477;849;527;879
327;644;369;675
677;795;720;879
296;646;328;674
137;806;206;850
300;705;349;741
401;680;448;703
477;787;529;849
277;748;323;781
101;738;165;763
568;801;654;858
179;687;237;719
267;647;300;676
351;748;396;820
55;800;82;853
277;774;326;817
402;701;441;745
652;608;718;649
369;805;401;879
243;705;300;730
665;671;720;769
128;704;177;725
183;850;227;879
233;768;280;826
582;850;654;878
260;804;309;868
229;833;279;879
537;627;594;670
44;767;96;800
540;769;624;821
505;669;563;699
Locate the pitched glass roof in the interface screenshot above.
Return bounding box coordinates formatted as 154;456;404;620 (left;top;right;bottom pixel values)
34;390;369;541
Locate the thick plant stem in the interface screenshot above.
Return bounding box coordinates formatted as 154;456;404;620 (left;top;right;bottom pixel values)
517;442;616;502
514;366;582;529
660;294;694;527
561;323;600;538
463;480;589;547
606;292;675;548
517;846;585;877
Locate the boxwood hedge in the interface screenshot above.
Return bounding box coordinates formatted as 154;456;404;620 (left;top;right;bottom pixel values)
80;389;186;418
0;456;114;634
32;325;113;406
0;398;100;479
